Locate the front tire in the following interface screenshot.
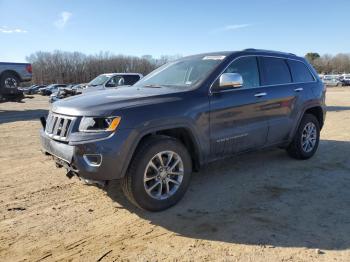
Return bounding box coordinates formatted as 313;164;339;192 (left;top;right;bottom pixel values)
287;114;320;160
121;136;192;211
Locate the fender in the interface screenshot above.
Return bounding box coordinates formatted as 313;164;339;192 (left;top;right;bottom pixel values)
0;70;22;82
288;101;326;141
118;120;207;178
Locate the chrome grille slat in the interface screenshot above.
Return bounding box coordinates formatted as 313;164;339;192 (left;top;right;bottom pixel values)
60;118;68;137
47;114;55;133
45;113;75;141
53;117;61;135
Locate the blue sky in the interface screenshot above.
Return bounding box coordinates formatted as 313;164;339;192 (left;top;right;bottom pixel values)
0;0;349;62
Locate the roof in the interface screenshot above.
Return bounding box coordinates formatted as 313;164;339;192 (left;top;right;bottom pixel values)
183;49;300;61
241;48;297;56
101;73;143;77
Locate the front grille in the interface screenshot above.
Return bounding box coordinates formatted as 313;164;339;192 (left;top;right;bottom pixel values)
45;113;75;141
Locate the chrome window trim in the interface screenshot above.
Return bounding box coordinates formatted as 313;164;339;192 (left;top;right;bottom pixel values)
209;54;317;95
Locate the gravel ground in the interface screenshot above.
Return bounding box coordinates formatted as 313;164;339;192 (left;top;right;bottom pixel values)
0;89;350;261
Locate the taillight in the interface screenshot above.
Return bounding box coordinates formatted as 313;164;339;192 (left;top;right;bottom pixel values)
26;64;32;74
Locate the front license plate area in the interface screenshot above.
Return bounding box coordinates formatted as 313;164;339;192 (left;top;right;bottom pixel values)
41;134;73;163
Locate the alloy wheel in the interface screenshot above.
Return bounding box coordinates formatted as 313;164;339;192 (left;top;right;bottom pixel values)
4;77;18;89
143;151;184;200
301;122;317;153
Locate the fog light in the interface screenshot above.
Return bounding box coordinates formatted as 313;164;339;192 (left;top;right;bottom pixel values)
83;154;102;167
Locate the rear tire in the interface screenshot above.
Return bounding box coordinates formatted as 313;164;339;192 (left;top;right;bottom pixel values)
0;72;20;91
121;136;192;211
287;114;320;160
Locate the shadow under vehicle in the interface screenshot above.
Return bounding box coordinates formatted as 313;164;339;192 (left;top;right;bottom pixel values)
107;139;350;250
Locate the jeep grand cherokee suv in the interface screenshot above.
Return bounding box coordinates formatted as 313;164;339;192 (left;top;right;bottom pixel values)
40;49;326;211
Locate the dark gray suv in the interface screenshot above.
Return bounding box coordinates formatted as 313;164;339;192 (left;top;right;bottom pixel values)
40;49;326;211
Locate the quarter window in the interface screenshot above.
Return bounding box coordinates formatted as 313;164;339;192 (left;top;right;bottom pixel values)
260;57;292;85
287;60;315;83
224;56;260;88
123;75;141;85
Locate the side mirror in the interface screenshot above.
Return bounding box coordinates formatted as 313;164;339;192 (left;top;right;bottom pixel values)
218;73;243;90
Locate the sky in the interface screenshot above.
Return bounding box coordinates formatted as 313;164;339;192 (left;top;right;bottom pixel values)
0;0;349;62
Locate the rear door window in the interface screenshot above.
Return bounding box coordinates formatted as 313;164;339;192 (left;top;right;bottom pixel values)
260;57;292;85
287;60;315;83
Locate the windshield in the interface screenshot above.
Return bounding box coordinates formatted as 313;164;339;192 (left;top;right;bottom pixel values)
88;75;110;86
135;56;224;89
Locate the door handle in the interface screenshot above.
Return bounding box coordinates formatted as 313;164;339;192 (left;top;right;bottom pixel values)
254;92;267;97
294;87;303;92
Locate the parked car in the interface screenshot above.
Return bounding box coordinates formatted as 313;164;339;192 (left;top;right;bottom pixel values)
83;73;143;92
49;74;143;102
32;85;47;94
20;84;37;94
322;75;342;86
70;83;86;91
40;49;326;211
49;86;82;103
39;84;67;96
0;62;32;100
21;84;47;95
340;75;350;86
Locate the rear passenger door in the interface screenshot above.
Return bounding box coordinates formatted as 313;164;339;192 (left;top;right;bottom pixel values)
258;57;311;144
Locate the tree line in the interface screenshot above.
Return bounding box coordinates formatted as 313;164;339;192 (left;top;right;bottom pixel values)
305;53;350;74
26;51;180;85
26;50;350;85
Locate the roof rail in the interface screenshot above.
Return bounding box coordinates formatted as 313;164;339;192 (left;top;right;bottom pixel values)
242;48;296;56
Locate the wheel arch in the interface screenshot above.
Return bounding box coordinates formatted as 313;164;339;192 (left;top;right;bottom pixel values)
0;70;22;82
121;125;202;178
304;106;324;129
289;104;325;142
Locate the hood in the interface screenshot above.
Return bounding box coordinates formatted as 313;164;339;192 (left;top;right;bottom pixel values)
51;86;184;116
82;85;131;93
82;85;105;92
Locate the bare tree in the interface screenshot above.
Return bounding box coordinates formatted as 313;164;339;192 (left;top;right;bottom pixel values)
305;53;350;74
26;50;178;84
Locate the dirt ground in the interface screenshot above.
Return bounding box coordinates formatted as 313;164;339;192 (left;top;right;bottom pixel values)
0;88;350;262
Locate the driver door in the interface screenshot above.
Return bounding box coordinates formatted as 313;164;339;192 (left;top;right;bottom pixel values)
209;56;269;158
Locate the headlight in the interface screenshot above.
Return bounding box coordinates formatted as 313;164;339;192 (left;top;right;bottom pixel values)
79;116;121;132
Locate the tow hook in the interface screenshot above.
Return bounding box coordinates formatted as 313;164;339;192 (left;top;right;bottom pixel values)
66;170;75;179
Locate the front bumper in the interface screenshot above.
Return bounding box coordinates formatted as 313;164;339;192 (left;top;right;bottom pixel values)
40;128;135;181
